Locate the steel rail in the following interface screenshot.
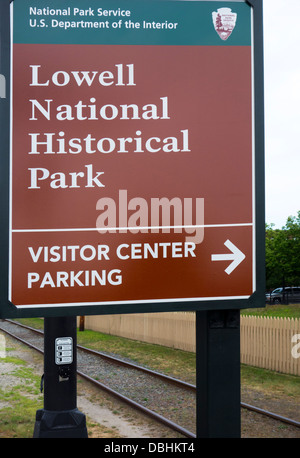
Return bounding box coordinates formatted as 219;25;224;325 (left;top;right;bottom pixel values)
76;369;195;438
2;319;300;430
0;322;195;438
4;319;195;390
240;403;300;429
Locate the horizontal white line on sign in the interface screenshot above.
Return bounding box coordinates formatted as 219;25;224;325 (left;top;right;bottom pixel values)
15;295;251;309
12;223;253;233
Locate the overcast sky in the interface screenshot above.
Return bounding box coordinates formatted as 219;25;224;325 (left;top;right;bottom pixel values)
263;0;300;228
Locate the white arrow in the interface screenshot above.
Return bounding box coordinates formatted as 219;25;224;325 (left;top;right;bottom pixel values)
211;239;246;275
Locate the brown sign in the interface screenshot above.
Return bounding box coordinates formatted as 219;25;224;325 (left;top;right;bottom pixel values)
3;0;264;316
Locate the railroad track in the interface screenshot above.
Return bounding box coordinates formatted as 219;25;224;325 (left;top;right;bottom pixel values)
1;319;299;437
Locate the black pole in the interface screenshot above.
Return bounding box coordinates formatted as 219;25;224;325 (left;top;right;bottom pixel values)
33;316;88;438
196;309;241;438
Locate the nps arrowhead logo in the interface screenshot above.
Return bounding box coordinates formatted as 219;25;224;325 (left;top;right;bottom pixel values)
212;8;237;41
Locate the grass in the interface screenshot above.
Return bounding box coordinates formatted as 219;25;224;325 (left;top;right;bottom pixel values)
0;356;43;438
241;303;300;319
240;365;300;400
0;346;121;438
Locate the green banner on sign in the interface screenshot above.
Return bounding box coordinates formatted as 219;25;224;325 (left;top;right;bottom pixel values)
13;0;251;46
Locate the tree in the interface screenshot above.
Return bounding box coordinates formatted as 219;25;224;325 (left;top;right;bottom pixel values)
215;14;223;31
265;211;300;290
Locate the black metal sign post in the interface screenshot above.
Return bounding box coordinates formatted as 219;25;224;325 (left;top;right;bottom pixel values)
33;316;88;438
194;0;265;438
196;310;241;437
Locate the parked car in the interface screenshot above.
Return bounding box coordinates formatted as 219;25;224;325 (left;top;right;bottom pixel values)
266;287;300;304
